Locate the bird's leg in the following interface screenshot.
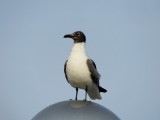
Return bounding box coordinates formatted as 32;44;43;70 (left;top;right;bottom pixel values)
75;87;78;100
84;86;88;101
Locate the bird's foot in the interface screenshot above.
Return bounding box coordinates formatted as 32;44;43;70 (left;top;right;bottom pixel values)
75;98;78;101
83;99;87;101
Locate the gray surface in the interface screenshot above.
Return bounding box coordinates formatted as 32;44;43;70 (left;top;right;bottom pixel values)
32;100;120;120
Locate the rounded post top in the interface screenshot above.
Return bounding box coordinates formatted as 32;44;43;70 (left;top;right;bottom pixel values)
32;100;120;120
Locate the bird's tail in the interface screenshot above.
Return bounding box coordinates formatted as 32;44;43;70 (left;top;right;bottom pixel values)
87;85;107;100
87;84;102;100
98;86;107;92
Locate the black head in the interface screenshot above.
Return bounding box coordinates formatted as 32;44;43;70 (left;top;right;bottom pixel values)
64;31;86;43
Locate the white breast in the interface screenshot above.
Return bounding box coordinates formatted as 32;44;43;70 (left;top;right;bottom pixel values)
66;43;92;89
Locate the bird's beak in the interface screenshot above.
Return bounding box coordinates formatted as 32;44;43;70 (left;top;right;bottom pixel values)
64;34;73;38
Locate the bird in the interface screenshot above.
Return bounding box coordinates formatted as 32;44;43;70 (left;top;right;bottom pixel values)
64;31;107;100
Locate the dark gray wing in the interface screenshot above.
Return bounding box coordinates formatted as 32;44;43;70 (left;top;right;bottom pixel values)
64;60;69;83
90;59;97;69
86;59;101;86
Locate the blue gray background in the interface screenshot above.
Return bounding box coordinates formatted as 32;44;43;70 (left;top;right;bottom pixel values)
0;0;160;120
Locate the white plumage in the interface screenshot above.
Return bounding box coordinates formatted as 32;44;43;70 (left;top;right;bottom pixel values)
66;43;102;99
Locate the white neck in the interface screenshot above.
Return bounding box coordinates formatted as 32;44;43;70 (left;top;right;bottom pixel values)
72;42;86;52
69;42;88;58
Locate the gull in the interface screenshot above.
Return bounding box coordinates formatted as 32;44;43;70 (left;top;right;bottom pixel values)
64;31;107;100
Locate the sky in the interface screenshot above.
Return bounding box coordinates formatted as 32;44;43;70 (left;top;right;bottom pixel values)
0;0;160;120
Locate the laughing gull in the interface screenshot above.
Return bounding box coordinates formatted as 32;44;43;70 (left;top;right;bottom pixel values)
64;31;107;100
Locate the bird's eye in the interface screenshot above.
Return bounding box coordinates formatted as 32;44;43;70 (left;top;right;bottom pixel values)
76;32;80;36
